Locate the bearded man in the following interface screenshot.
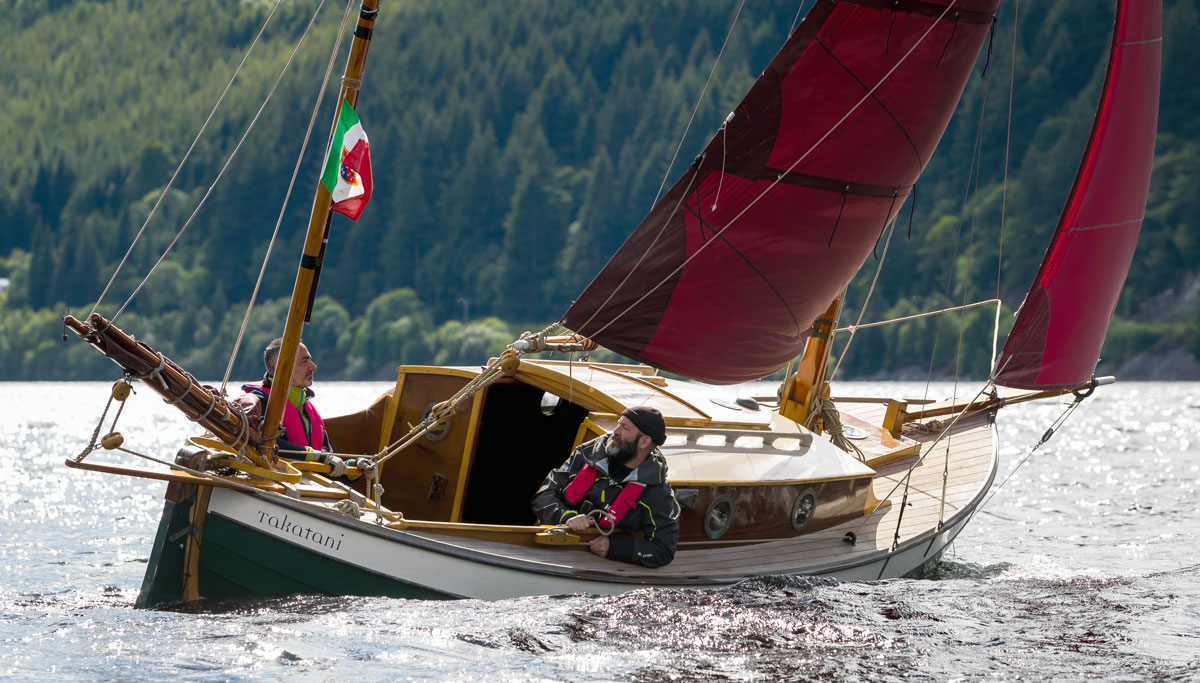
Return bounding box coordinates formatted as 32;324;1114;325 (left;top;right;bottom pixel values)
531;406;680;567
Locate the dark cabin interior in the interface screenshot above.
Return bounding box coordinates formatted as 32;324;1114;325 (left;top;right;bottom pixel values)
460;383;588;525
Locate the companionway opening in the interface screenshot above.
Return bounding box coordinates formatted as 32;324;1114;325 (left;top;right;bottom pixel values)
460;383;587;525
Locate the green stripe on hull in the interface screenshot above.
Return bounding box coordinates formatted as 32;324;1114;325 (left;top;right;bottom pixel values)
198;514;453;601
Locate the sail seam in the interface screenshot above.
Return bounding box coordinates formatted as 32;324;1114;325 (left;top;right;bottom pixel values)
573;0;962;349
814;37;925;169
839;0;991;23
684;201;802;336
735;165;909;198
1117;37;1161;46
1062;216;1144;233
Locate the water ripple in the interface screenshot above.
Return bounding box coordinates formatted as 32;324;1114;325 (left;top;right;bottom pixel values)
1;381;1198;680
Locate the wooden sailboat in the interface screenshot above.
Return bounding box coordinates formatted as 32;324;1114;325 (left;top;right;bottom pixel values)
62;0;1160;606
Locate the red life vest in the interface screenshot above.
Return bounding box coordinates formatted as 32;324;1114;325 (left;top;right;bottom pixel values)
243;382;326;451
563;464;646;530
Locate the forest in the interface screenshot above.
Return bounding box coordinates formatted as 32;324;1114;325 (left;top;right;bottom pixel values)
1;0;1197;382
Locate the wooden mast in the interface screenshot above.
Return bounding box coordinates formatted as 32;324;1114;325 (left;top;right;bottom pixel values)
262;0;380;451
778;296;842;430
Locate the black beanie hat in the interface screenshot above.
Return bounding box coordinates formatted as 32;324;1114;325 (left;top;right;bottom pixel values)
622;406;666;446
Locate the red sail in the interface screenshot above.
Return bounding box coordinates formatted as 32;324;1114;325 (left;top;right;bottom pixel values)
564;0;1000;384
994;0;1161;390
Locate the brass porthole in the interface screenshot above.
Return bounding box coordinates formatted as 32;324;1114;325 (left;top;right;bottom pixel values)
791;488;817;531
705;494;735;539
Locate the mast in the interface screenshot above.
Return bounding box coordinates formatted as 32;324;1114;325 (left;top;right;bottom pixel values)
262;0;380;452
779;297;841;430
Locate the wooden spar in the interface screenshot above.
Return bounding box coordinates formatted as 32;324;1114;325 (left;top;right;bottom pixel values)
779;297;843;429
899;377;1115;422
262;0;380;450
62;312;270;467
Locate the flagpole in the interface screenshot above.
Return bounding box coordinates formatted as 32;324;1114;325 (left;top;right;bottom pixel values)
262;0;379;454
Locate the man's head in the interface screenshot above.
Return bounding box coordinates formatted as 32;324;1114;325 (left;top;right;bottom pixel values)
605;406;666;466
264;338;317;389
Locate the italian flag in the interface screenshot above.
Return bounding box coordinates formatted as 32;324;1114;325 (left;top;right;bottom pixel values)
321;100;373;220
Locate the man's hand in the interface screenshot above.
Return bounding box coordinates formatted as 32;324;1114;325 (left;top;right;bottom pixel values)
350;456;374;477
589;535;610;558
319;454;347;478
564;514;593;532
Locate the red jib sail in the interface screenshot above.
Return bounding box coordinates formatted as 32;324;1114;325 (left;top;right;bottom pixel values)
994;0;1161;390
563;0;1000;384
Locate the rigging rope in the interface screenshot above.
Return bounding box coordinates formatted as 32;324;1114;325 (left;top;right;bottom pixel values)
711;113;733;211
789;1;810;36
847;381;992;540
88;0;284;319
918;28;992;408
367;323;559;472
650;0;746;210
74;378;131;462
109;0;331;325
827;216;898;382
996;0;1019;309
804;397;864;459
833;299;1001;336
580;1;962;345
220;0;358;393
936;58;997;519
977;390;1087;513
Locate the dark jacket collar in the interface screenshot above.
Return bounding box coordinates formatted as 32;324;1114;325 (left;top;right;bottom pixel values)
583;437;668;485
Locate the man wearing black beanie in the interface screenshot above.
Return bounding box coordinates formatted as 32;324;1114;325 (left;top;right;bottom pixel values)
532;406;679;567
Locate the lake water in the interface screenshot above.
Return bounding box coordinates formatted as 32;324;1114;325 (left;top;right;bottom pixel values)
2;381;1197;680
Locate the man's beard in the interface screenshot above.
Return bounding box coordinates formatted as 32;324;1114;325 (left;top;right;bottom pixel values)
604;433;638;466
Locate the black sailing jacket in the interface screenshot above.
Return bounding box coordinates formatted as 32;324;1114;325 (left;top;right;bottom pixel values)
532;436;680;568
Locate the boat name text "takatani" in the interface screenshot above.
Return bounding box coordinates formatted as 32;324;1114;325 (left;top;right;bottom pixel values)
256;510;344;551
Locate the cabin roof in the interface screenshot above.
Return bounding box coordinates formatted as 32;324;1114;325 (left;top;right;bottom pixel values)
514;359;773;430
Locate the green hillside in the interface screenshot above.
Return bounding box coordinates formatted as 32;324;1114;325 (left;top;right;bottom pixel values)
1;0;1196;382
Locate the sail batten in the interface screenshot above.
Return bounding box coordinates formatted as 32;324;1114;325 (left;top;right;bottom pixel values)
994;0;1161;390
564;0;1000;384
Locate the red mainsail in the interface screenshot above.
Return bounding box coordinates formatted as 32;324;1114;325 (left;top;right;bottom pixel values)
564;0;1000;384
994;0;1161;389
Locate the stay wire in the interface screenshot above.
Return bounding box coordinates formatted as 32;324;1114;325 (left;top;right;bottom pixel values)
849;381;992;539
996;0;1019;304
920;36;992;407
88;0;284;319
789;1;809;35
581;1;961;346
828;214;898;382
945;66;992;447
977;392;1086;514
220;0;356;393
650;0;746;209
110;0;329;325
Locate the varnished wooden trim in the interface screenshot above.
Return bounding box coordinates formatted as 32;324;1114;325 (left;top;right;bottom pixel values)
450;393;485;522
377;372;405;451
